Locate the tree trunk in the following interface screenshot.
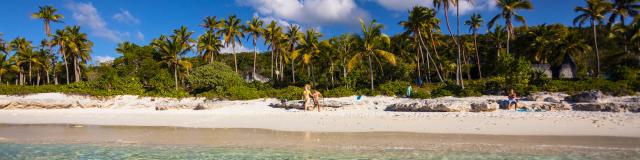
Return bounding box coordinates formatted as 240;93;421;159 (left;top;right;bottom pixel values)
29;62;32;85
233;44;238;73
271;49;274;79
414;33;422;82
591;20;600;77
174;62;179;90
474;33;482;79
252;41;257;78
342;58;347;78
291;55;296;83
456;2;464;89
330;62;335;86
74;56;80;82
418;30;444;82
63;52;69;84
368;52;374;91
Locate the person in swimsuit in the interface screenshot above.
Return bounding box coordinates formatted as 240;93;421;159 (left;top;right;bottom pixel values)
507;89;518;110
303;84;312;111
311;90;323;112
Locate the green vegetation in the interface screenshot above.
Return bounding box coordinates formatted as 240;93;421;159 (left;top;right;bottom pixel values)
0;1;639;100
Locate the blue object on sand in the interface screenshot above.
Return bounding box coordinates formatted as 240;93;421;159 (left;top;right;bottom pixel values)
356;95;362;102
517;108;528;112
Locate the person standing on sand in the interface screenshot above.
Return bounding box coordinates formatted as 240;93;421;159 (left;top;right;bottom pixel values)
303;84;312;111
507;89;518;110
312;90;323;112
406;84;412;98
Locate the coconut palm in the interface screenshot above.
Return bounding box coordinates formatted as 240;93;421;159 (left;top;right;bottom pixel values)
202;16;223;31
263;21;284;80
219;15;245;73
152;26;194;90
197;30;223;64
348;19;397;90
608;0;640;53
488;0;533;56
433;0;464;86
297;28;322;83
400;6;429;82
465;13;484;78
64;26;92;82
285;24;302;83
574;0;613;77
32;5;63;84
51;28;71;84
245;16;264;77
10;37;33;85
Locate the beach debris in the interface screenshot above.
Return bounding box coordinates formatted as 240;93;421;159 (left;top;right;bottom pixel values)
566;90;604;103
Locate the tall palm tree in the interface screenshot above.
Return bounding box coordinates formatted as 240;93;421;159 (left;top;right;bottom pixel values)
400;6;444;83
32;5;63;85
465;13;484;78
64;26;92;82
202;16;223;31
263;21;284;80
31;5;64;38
245;16;264;77
10;37;33;85
608;0;640;53
297;28;322;83
488;0;533;56
348;19;397;90
220;15;245;73
285;24;302;83
574;0;613;77
152;26;194;90
51;28;70;84
433;0;463;86
196;30;223;64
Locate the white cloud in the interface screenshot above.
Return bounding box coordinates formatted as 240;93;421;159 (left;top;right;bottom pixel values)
237;0;369;27
374;0;497;15
94;55;115;64
135;31;144;40
112;9;140;24
220;40;255;54
65;1;126;42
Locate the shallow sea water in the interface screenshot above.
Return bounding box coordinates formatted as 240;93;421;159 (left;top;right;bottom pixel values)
0;124;638;160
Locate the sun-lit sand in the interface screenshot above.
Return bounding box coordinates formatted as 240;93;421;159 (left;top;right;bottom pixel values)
1;93;639;137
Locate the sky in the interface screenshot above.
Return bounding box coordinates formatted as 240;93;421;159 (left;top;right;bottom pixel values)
0;0;586;64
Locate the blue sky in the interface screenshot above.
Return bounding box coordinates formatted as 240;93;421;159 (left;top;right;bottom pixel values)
0;0;585;64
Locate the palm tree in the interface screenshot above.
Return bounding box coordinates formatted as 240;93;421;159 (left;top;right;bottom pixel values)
152;26;194;90
297;28;322;83
433;0;464;86
263;21;284;80
10;37;33;85
202;16;223;31
348;19;397;90
488;0;533;56
64;26;92;82
285;24;302;83
402;6;444;82
608;0;640;53
245;16;264;78
574;0;613;77
0;35;10;83
32;5;63;85
465;13;484;78
51;28;70;84
31;5;64;38
197;30;223;64
220;15;245;73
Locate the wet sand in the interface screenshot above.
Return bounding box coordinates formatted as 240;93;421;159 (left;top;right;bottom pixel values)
1;124;639;157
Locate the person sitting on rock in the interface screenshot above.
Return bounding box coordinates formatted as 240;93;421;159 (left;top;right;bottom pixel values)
507;89;518;110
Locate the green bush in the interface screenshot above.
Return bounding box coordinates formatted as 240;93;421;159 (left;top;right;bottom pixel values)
323;86;355;97
188;62;243;93
411;87;431;99
611;66;638;81
269;86;304;100
431;88;453;98
224;85;262;100
378;80;410;96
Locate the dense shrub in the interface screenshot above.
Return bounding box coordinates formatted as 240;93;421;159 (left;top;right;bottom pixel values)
224;85;262;100
378;80;410;96
268;86;304;100
411;87;431;99
188;62;243;93
431;88;453;98
611;66;638;81
323;86;355;97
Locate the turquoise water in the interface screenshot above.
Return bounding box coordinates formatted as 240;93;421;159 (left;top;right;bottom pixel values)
0;143;637;160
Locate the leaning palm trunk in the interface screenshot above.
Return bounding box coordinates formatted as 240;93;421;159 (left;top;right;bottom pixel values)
368;52;374;91
174;62;179;90
418;30;444;82
232;45;238;73
474;34;482;79
591;20;600;77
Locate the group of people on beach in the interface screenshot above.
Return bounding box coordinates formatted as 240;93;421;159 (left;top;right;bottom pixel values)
303;84;323;112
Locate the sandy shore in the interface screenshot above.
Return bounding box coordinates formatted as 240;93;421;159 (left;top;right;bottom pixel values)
1;94;639;137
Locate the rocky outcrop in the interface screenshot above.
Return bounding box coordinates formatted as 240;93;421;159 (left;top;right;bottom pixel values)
0;93;214;110
573;102;640;112
385;98;498;112
566;91;604;103
269;100;351;109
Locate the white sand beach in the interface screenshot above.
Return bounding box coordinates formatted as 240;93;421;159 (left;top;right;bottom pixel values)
0;93;639;138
